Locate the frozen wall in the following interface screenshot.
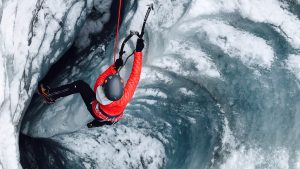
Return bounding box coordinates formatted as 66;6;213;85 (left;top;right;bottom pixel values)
0;0;112;168
21;0;300;168
2;0;300;168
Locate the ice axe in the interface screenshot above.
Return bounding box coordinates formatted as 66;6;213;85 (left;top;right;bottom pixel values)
119;4;154;59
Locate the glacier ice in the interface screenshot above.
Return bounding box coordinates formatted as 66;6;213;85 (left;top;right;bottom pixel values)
52;126;166;169
21;0;300;168
286;54;300;81
0;0;112;168
75;0;113;50
1;0;300;169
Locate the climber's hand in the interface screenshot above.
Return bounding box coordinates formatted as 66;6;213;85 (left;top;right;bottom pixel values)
115;58;124;70
136;38;144;52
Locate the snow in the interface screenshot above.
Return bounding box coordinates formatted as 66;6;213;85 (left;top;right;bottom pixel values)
74;0;112;49
0;0;99;168
286;54;300;81
0;106;20;169
141;67;172;84
161;40;221;77
1;0;300;168
220;147;291;169
188;0;300;49
178;20;275;69
53;126;166;169
178;88;195;96
296;152;300;169
0;54;5;107
218;115;292;169
135;88;168;99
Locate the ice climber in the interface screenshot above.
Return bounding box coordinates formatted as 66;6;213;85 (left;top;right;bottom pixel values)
37;4;152;128
38;38;144;128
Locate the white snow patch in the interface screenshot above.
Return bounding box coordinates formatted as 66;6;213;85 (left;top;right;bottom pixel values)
295;151;300;169
136;99;157;105
53;126;166;169
63;1;85;42
220;147;291;169
286;54;300;81
0;109;21;169
221;117;237;149
125;0;189;32
178;88;195;96
135;88;167;99
75;0;113;49
179;20;275;69
219;114;294;169
187;117;196;124
141;67;172;84
0;54;5;106
162;40;221;78
187;0;300;49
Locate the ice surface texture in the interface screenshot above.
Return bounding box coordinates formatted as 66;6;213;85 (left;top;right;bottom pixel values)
0;0;111;168
2;0;300;169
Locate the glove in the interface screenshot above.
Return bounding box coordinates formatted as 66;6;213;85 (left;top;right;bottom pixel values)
136;38;144;52
115;58;124;70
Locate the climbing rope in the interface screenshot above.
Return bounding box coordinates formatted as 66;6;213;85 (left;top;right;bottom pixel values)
113;0;123;63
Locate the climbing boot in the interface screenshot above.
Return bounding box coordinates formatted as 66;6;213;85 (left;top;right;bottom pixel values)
37;84;55;104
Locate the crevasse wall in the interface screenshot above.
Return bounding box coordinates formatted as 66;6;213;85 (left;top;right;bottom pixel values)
21;0;300;168
0;0;112;168
3;0;300;168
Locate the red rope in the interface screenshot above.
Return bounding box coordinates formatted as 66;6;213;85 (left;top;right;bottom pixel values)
113;0;122;63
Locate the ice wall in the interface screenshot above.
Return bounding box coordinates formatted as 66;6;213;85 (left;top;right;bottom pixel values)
21;0;300;168
4;0;300;168
0;0;111;168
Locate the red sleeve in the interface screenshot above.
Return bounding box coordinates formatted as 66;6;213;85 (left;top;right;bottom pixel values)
94;64;117;92
118;52;143;106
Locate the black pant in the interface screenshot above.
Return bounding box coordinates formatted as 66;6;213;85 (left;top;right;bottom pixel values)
48;80;113;127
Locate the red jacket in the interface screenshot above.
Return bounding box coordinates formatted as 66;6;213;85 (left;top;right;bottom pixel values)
91;52;143;122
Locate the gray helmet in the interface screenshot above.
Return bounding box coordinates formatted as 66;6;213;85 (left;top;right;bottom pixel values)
102;74;124;101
